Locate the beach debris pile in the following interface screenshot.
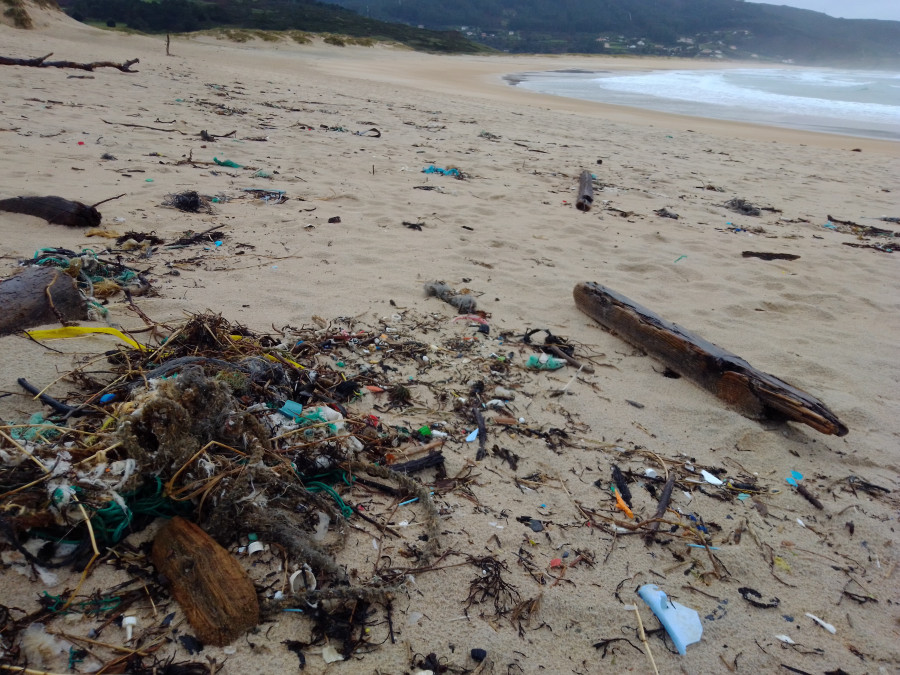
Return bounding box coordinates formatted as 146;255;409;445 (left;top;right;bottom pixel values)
0;302;895;672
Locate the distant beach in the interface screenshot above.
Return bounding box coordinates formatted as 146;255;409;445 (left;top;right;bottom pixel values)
510;67;900;140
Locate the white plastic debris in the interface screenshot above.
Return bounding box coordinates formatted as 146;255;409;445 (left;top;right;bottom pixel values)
122;615;137;641
644;468;658;479
638;584;703;655
805;612;837;634
322;645;344;663
246;541;265;555
312;511;330;542
289;564;316;594
700;470;724;486
775;634;796;644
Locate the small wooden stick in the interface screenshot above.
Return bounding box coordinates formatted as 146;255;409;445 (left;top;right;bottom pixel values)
632;604;660;675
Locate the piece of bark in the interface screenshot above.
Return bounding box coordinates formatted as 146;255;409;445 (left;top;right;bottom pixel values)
573;281;848;436
576;170;594;212
0;195;101;227
644;474;676;545
742;251;800;261
0;266;87;336
151;517;259;646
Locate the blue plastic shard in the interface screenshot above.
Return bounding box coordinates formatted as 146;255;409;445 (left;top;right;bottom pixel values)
465;429;479;442
638;584;703;655
279;400;304;419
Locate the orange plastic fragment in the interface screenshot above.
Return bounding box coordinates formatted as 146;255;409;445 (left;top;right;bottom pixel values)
365;385;385;393
612;487;634;519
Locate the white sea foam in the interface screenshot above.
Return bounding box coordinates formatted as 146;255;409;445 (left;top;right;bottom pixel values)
513;67;900;140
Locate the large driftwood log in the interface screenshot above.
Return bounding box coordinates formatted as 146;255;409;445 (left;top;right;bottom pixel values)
151;517;259;646
0;196;102;227
0;266;87;336
0;53;139;72
573;281;848;436
576;170;594;212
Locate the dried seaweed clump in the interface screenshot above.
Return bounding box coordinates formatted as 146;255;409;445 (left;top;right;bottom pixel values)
724;198;761;216
163;190;214;214
424;281;477;314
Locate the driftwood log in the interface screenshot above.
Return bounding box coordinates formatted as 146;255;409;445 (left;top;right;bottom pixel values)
573;282;848;436
576;170;594;212
151;517;259;646
0;266;87;336
0;195;102;227
0;53;139;72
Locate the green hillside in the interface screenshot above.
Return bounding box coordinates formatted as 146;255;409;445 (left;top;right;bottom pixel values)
322;0;900;64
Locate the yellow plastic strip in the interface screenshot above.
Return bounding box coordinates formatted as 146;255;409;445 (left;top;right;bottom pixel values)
25;326;146;351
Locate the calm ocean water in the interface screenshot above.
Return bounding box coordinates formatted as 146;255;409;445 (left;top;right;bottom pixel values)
511;67;900;141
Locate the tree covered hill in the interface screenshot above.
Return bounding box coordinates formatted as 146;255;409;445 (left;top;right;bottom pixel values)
321;0;900;64
57;0;492;53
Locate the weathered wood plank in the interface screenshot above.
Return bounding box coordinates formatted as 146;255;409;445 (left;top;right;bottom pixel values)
576;170;594;212
573;281;848;436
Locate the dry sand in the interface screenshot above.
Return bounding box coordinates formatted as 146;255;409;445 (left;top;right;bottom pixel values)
1;8;899;674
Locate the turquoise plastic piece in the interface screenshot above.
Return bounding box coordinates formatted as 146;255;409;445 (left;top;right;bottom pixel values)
279;400;304;419
638;584;702;655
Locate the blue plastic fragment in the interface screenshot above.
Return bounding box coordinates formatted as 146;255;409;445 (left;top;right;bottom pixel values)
99;393;116;404
279;400;304;419
638;584;703;655
465;429;479;442
787;470;804;486
423;165;460;177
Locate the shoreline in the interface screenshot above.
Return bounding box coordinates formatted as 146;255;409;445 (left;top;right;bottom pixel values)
504;67;900;142
296;46;900;153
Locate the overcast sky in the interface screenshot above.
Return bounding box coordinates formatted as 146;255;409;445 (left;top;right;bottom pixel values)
767;0;900;21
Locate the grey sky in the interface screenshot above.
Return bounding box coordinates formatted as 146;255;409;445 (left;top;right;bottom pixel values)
766;1;900;21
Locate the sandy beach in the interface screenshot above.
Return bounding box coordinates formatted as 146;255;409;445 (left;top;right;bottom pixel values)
1;6;899;674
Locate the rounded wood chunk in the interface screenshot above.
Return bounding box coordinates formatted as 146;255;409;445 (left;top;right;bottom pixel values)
151;517;259;646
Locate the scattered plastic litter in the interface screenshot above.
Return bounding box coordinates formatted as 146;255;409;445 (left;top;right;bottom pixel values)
525;354;566;370
805;612;837;634
213;157;242;168
700;470;724;486
322;645;344;663
786;469;804;486
638;584;703;654
122;615;137;641
422;165;460;177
